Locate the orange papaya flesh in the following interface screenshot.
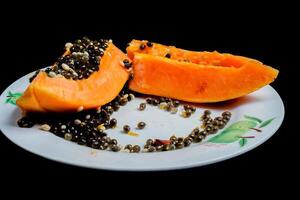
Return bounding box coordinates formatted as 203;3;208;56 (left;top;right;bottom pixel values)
127;40;278;103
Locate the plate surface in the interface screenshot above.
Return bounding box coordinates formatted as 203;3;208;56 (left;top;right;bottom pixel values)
0;72;284;171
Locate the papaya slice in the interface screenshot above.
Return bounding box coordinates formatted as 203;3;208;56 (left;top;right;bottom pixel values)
127;40;279;103
17;39;130;112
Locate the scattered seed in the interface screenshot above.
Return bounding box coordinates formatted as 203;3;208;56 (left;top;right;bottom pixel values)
111;144;121;152
100;143;109;150
39;124;51;131
204;110;211;115
183;105;190;111
145;98;152;104
62;63;71;71
64;133;72;141
65;42;73;50
124;144;133;151
148;146;156;152
112;104;120;111
170;136;177;142
74;119;82;125
128;93;135;101
152;99;159;106
140;44;146;50
170;107;178;114
106;106;114;114
123;125;131;133
189;133;196;139
119;97;128;106
146;139;154;146
173;100;180;107
165;53;171;58
212;120;219;126
190;107;196;113
91;141;100;149
123;94;129;99
222;111;232;117
61;125;67;129
184;137;193;146
137;122;146;129
132;145;141;153
175;142;184;149
97;124;106;132
215;116;223;121
166;102;173;111
146;42;153;47
122;59;132;68
181;111;191;118
223;115;231;121
177;137;184;143
158;102;168;110
194;135;204;143
104;137;111;143
110;139;118;145
163;144;174;151
139;103;146;111
218;121;225;129
48;71;56;78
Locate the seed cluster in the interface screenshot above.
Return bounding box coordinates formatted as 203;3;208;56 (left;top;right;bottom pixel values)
17;89;135;152
29;37;109;82
145;97;181;115
142;110;232;152
145;97;197;118
180;105;196;118
201;110;231;132
124;144;141;153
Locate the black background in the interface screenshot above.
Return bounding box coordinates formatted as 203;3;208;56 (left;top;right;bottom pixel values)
0;3;297;195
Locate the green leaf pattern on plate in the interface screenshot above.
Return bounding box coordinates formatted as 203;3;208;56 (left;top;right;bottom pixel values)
209;115;275;147
259;118;276;128
5;91;23;105
244;115;263;123
208;120;257;143
239;138;247;147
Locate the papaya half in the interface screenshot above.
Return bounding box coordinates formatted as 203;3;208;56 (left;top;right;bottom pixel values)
127;40;279;103
17;38;130;112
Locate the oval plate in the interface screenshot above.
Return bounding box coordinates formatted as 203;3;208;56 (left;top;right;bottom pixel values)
0;72;284;171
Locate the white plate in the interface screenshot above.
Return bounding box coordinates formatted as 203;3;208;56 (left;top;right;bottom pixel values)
0;72;284;171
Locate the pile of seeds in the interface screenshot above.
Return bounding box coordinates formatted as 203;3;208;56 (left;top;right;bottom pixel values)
141;110;231;152
17;89;135;152
29;37;110;82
